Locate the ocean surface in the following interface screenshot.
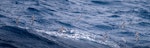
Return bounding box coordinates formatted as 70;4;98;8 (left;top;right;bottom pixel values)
0;0;150;48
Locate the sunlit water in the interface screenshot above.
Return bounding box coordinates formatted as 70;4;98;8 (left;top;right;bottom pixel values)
0;0;150;48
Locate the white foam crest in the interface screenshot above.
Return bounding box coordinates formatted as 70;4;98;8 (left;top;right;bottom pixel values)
35;29;120;48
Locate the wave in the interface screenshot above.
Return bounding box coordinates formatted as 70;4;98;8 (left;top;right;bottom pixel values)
0;26;66;48
0;0;150;48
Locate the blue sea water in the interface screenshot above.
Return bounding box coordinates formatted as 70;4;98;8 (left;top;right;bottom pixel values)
0;0;150;48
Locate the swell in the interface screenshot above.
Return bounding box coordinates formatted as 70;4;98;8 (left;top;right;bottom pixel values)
0;26;66;48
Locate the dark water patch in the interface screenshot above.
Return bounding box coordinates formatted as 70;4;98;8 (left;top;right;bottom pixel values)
55;20;75;28
138;22;150;27
91;1;110;5
108;15;120;18
0;38;15;43
125;42;150;48
14;1;22;4
125;42;134;47
113;11;128;14
72;11;82;13
117;31;135;36
0;43;17;48
139;33;149;37
113;9;140;15
138;9;150;20
47;8;56;12
56;0;70;5
0;26;66;48
133;46;150;48
138;40;150;44
50;35;58;39
0;14;7;18
0;26;52;42
40;8;55;15
27;7;40;14
12;0;39;5
94;25;116;30
12;1;23;5
35;19;52;24
0;26;36;38
41;7;56;12
116;31;147;37
41;2;53;7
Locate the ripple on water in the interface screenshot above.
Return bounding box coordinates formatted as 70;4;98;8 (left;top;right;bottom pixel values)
0;14;7;18
91;0;110;5
27;7;40;14
116;31;135;36
94;25;117;30
0;26;65;48
0;43;17;48
55;20;75;28
133;46;150;48
108;15;120;18
138;22;150;27
138;9;150;20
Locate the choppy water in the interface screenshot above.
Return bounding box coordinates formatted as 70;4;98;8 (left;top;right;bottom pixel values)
0;0;150;48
